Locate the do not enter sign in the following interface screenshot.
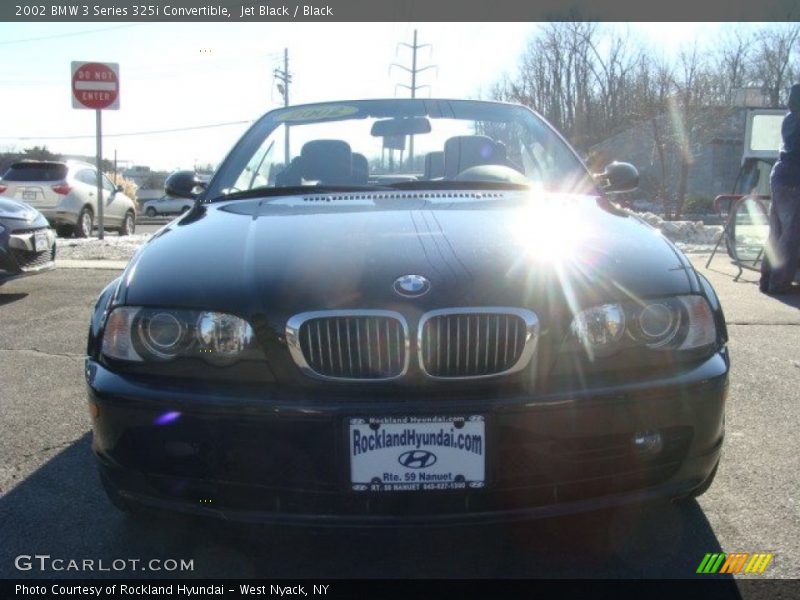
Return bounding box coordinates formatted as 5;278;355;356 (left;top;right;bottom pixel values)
70;60;120;241
71;61;119;110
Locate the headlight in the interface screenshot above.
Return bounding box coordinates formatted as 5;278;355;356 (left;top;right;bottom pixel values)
102;307;259;365
570;295;717;359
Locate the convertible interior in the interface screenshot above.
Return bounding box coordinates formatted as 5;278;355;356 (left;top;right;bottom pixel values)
274;134;525;187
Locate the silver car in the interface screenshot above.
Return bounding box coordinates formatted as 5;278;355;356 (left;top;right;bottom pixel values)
141;195;194;217
0;160;137;238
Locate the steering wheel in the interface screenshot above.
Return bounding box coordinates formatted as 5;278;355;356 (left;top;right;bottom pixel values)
453;164;529;185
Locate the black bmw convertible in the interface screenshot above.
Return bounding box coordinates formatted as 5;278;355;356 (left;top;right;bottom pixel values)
86;99;728;524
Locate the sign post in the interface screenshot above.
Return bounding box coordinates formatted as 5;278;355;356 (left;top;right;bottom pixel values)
71;61;120;240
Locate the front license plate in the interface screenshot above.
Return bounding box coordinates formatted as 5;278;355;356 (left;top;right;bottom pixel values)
33;231;49;252
349;416;486;492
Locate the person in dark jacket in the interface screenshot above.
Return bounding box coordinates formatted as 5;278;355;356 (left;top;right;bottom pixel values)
760;83;800;294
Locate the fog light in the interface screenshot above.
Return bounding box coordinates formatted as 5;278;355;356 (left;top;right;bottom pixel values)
632;430;663;454
196;311;254;365
571;303;625;353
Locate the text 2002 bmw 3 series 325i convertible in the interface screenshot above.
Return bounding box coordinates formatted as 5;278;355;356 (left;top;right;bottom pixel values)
86;99;728;524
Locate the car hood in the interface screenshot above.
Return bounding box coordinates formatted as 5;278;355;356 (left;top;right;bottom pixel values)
118;191;695;326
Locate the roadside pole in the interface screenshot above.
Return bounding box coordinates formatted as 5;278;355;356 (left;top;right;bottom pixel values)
96;109;104;239
274;48;292;162
71;61;120;240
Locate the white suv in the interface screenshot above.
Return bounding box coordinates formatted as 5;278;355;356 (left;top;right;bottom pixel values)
0;160;137;237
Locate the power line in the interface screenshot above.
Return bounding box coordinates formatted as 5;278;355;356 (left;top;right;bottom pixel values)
0;119;253;141
0;51;287;87
0;24;140;46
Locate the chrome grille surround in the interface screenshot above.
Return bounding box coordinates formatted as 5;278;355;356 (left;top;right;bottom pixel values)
286;310;410;381
417;308;539;380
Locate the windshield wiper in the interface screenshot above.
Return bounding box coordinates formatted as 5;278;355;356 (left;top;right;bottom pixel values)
207;180;536;203
207;184;395;203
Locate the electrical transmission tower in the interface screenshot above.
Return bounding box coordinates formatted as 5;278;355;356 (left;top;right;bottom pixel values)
390;29;437;168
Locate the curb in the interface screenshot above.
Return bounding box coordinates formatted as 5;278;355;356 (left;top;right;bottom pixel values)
56;260;128;270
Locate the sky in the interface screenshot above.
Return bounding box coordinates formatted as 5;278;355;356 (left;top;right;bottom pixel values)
0;21;727;171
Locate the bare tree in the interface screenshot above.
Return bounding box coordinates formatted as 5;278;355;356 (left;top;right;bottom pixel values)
670;43;718;218
501;22;649;149
713;29;753;105
490;23;798;217
750;24;800;106
583;26;642;139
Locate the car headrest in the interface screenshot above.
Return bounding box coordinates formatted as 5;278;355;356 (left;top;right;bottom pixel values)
443;135;503;179
424;151;445;180
275;157;303;187
352;153;369;185
301;140;353;185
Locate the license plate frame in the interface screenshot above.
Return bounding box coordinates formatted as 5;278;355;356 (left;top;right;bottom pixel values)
33;231;49;252
348;415;486;493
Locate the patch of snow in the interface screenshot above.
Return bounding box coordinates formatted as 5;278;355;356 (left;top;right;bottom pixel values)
674;243;716;254
633;211;723;246
56;233;150;261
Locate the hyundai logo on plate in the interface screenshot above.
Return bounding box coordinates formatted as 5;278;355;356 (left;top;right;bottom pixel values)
398;450;437;469
393;274;431;297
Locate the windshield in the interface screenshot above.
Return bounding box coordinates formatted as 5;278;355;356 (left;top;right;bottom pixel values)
206;99;594;199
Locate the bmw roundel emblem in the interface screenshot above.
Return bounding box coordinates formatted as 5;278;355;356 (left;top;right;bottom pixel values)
393;274;431;298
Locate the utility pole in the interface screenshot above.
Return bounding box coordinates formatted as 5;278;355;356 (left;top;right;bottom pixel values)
274;48;292;162
390;30;437;169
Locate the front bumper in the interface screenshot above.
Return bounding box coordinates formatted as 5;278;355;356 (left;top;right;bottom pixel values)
38;207;77;227
87;351;728;525
0;226;56;283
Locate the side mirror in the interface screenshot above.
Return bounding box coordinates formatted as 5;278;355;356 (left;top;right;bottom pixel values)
165;170;207;199
595;161;639;194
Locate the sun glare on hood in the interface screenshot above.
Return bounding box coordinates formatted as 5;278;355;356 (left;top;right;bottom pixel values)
508;192;592;265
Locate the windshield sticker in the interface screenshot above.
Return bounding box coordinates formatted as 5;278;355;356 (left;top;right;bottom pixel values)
275;105;359;122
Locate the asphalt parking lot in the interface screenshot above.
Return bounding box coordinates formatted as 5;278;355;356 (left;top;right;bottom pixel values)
0;255;798;581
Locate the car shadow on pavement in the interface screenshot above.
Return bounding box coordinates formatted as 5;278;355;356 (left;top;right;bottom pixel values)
0;292;28;306
762;287;800;309
0;434;737;585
